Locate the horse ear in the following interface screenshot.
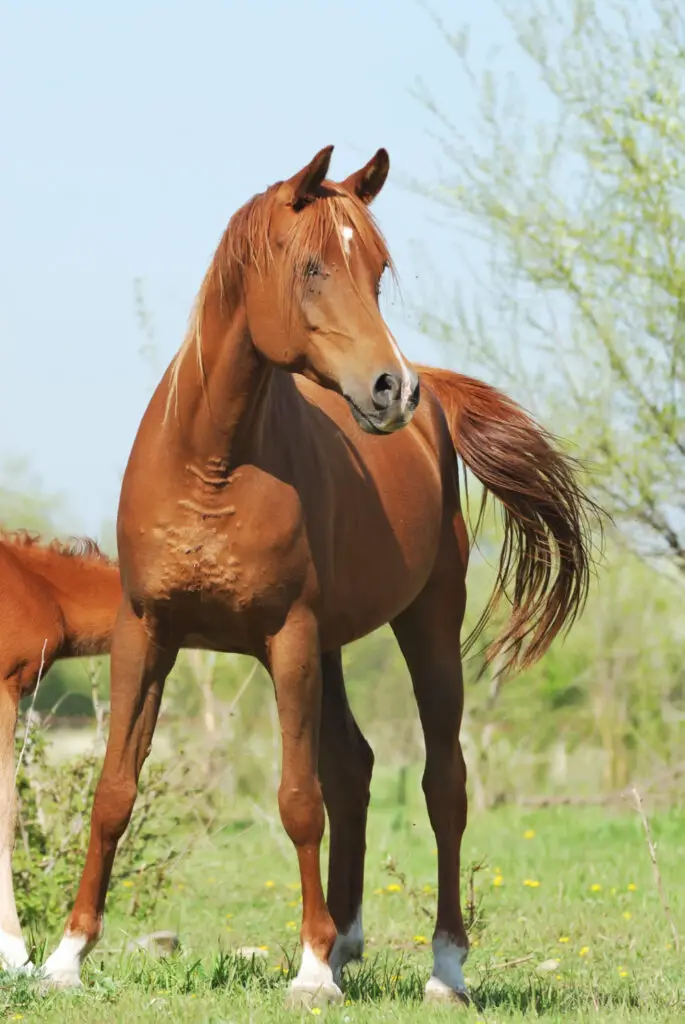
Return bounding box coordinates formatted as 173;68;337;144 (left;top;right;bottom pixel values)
341;148;390;205
286;145;334;208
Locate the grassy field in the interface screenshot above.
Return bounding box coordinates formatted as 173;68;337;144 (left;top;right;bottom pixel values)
3;765;684;1023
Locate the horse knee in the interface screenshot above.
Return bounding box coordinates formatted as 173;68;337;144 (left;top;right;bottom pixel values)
278;778;325;848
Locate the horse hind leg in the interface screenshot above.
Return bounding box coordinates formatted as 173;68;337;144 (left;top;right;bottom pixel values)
318;650;374;986
391;545;470;1006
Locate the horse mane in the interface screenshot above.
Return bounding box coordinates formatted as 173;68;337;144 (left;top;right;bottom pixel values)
165;180;395;419
0;529;115;565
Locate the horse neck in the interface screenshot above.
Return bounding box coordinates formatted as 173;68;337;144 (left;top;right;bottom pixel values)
168;289;272;467
19;546;121;658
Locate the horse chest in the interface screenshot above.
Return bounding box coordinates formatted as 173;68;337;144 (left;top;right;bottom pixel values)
134;486;307;618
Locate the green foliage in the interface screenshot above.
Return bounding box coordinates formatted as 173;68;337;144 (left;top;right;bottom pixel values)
417;0;685;570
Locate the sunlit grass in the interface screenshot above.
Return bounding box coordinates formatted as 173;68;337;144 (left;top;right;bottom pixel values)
3;768;685;1022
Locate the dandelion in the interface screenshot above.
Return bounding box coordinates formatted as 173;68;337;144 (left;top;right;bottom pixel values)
386;883;402;893
413;935;427;944
558;936;570;944
618;967;628;978
623;911;632;921
627;883;637;891
258;945;269;952
122;880;134;888
225;913;233;919
523;879;540;888
422;884;433;894
311;1010;322;1016
265;880;275;889
590;884;602;892
288;899;299;908
555;974;562;980
523;829;536;839
471;938;480;947
492;875;504;887
286;921;296;930
579;946;589;957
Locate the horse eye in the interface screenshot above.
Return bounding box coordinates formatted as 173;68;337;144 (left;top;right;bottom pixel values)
304;257;322;279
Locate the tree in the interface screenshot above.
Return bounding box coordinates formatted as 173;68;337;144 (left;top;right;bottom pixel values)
417;0;685;574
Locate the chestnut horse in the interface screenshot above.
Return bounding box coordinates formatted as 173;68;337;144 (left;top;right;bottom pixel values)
43;146;599;1005
0;532;120;970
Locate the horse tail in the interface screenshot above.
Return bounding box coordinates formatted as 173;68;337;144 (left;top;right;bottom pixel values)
419;366;604;675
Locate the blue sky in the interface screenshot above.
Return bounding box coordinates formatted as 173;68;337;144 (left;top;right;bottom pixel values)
0;0;543;538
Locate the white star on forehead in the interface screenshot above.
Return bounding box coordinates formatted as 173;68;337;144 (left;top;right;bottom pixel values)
341;225;353;255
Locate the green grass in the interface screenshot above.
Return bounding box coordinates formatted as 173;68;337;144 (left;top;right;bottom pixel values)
3;766;685;1022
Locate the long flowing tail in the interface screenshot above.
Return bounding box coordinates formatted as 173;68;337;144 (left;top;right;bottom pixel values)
420;367;604;675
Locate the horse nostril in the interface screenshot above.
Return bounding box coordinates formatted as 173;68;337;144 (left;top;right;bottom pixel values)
409;375;420;409
371;371;402;411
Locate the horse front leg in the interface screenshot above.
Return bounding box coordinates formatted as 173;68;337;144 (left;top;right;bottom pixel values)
43;602;176;987
0;683;31;971
267;609;342;1009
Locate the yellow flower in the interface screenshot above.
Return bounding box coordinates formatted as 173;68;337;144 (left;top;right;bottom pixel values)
579;946;589;957
523;879;540;888
558;936;570;944
311;1010;322;1016
386;883;402;892
258;945;268;952
286;921;296;930
288;900;299;908
422;884;433;894
11;1017;24;1021
623;911;632;921
413;935;427;944
555;973;562;980
471;938;480;947
627;883;637;891
492;875;504;887
225;913;233;919
122;880;134;888
618;967;628;977
590;884;602;892
265;880;275;889
523;829;536;839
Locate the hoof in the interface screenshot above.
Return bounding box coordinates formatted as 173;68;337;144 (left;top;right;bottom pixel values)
40;969;83;991
425;976;470;1006
284;981;344;1010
